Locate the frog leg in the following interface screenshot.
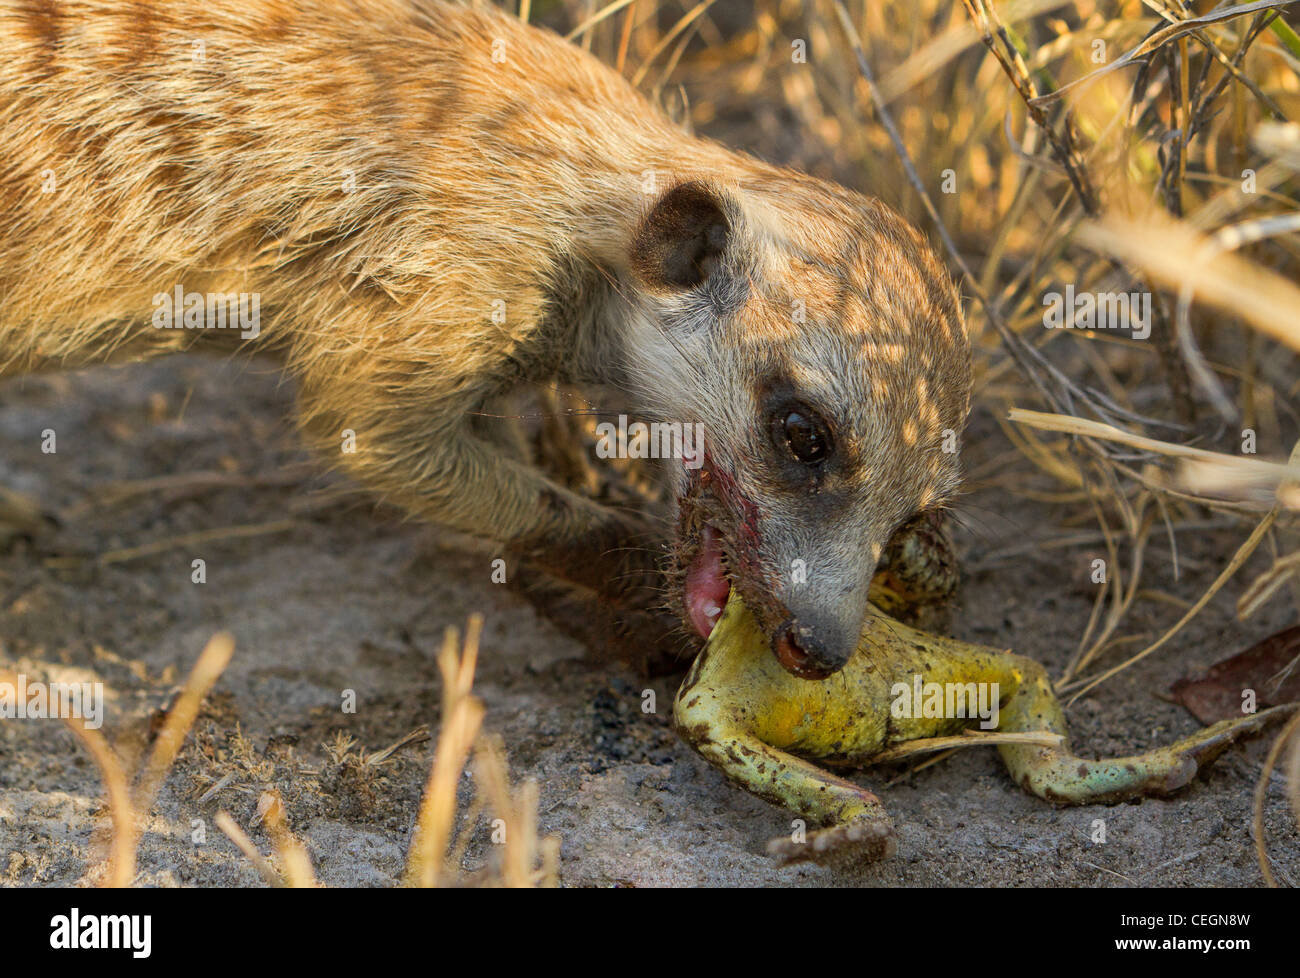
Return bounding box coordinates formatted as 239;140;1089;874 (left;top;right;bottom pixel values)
710;724;896;866
994;655;1296;804
675;697;896;866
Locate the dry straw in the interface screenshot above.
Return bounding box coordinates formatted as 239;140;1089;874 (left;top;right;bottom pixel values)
8;618;556;887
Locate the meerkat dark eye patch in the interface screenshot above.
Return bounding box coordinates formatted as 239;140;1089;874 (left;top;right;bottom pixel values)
630;180;731;291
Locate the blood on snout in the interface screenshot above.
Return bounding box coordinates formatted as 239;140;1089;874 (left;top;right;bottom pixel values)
774;627;835;680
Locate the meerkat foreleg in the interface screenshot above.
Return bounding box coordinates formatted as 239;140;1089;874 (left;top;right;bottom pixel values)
294;372;663;606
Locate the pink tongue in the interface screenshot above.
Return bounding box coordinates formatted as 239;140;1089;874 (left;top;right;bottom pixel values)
685;525;731;638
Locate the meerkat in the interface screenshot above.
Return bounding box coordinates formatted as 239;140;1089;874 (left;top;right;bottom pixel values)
0;0;970;677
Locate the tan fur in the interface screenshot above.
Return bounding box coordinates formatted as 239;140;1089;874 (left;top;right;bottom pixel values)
0;0;971;666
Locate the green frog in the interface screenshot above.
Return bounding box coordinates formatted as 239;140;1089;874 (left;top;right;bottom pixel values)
674;594;1292;866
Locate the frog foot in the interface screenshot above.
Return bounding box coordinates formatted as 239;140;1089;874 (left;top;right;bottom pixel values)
1122;703;1297;797
766;816;898;867
999;667;1299;804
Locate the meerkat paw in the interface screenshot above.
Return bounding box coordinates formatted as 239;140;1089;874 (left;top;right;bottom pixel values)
508;564;697;676
766;817;898;868
869;511;959;628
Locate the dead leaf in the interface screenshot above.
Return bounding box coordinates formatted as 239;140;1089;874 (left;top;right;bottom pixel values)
1171;626;1300;724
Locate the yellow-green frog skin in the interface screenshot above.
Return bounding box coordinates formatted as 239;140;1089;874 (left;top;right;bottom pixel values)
673;596;1294;866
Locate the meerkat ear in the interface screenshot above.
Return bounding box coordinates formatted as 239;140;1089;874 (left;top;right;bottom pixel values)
630;180;731;291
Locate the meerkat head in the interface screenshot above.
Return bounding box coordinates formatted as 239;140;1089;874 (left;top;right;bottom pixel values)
622;176;970;678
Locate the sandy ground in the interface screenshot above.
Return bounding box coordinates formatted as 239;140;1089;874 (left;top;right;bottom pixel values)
1;354;1296;887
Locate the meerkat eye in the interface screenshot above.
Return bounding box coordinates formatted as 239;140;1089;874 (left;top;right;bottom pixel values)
774;405;833;465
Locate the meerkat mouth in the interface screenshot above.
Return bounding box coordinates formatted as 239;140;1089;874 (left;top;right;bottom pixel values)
684;524;731;638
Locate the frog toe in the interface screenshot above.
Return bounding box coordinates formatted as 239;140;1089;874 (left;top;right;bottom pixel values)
767;817;898;867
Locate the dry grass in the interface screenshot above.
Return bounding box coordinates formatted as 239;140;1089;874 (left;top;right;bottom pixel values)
10;619;557;887
2;635;232;887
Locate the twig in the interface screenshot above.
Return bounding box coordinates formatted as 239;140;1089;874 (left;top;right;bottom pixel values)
870;729;1064;764
215;811;282;887
1254;709;1300;887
